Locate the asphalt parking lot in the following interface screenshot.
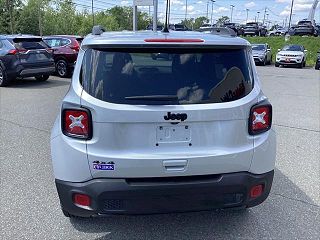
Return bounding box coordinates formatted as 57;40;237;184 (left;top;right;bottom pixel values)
0;66;319;240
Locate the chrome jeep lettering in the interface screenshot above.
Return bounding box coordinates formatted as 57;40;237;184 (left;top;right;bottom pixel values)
164;112;188;121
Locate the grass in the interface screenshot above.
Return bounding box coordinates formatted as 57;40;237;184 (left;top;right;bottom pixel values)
243;36;320;66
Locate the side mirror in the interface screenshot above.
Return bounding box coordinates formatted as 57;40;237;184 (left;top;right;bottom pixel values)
317;51;320;54
304;49;308;52
267;49;271;52
277;49;281;52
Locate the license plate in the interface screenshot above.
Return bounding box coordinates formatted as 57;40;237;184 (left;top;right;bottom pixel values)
156;125;191;143
285;58;291;62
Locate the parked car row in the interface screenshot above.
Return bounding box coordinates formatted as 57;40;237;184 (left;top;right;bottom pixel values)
251;43;319;69
0;34;82;87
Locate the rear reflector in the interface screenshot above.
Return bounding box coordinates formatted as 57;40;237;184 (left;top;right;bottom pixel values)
144;38;204;43
73;193;91;207
250;184;264;198
62;108;92;139
249;101;272;135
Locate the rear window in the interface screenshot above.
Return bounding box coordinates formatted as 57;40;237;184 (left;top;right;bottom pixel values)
12;38;48;50
81;48;254;105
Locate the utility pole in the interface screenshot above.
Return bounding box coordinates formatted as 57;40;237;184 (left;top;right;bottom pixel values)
288;0;294;29
185;0;188;21
230;5;235;22
153;0;158;32
257;11;260;22
262;7;267;25
210;0;215;25
246;8;249;23
206;1;209;19
91;0;95;27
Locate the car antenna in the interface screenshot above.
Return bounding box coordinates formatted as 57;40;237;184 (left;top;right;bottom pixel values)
162;0;170;33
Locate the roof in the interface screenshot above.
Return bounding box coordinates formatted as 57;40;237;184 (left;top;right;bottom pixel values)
0;34;39;39
43;35;83;39
82;30;250;48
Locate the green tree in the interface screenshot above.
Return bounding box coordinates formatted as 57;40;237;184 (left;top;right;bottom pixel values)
216;16;230;26
194;16;209;29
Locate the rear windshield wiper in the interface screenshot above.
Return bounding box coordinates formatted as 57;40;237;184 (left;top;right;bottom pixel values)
125;95;178;101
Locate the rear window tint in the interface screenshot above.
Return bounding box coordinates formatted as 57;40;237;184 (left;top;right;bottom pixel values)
12;38;48;50
81;48;253;105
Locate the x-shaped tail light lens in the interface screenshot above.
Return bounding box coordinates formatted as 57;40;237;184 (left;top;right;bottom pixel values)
62;109;92;139
249;102;272;135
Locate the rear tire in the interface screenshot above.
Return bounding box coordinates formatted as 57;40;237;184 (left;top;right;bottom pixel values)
0;65;11;87
56;59;69;78
35;74;50;81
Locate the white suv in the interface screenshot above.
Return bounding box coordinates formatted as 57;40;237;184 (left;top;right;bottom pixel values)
275;44;307;68
51;27;276;217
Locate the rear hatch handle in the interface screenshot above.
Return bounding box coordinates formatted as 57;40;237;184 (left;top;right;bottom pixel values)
163;160;188;172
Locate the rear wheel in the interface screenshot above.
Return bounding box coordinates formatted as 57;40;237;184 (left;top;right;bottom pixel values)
0;65;11;87
35;74;50;81
56;59;69;78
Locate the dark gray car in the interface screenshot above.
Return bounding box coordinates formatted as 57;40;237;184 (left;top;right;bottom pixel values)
0;35;55;87
252;44;272;66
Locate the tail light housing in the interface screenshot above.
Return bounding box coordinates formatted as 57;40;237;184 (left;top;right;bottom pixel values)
7;49;28;55
70;41;80;52
249;100;272;135
61;108;92;139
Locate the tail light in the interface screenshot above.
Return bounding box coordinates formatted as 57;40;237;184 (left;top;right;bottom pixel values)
249;100;272;135
62;108;92;139
46;48;53;54
71;41;80;52
7;49;28;55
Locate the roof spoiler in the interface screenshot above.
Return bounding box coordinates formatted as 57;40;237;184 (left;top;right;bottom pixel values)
92;25;105;35
197;27;237;37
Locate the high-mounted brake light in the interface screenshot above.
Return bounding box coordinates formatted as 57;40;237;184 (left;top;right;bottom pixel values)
249;101;272;135
62;108;92;139
144;38;204;43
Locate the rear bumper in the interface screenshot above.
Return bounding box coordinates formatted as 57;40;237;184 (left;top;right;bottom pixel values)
20;66;55;77
55;170;274;217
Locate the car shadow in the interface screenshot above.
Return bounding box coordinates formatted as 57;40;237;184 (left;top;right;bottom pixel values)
69;168;319;240
6;77;70;89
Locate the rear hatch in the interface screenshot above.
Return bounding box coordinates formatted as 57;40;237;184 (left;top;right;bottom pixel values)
79;45;257;178
11;37;54;68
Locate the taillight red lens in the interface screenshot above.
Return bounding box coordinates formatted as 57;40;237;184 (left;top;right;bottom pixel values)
249;102;272;135
62;109;92;139
73;193;91;207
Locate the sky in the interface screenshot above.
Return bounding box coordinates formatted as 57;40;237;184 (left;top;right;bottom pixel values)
74;0;320;26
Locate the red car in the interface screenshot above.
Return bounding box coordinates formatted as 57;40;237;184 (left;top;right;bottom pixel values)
43;35;83;78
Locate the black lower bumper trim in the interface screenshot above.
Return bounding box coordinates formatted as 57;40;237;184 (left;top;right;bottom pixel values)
55;171;274;217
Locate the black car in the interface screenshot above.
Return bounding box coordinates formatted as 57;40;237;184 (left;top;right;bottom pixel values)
293;20;318;36
243;22;267;36
224;23;243;35
0;35;55;86
316;50;320;70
